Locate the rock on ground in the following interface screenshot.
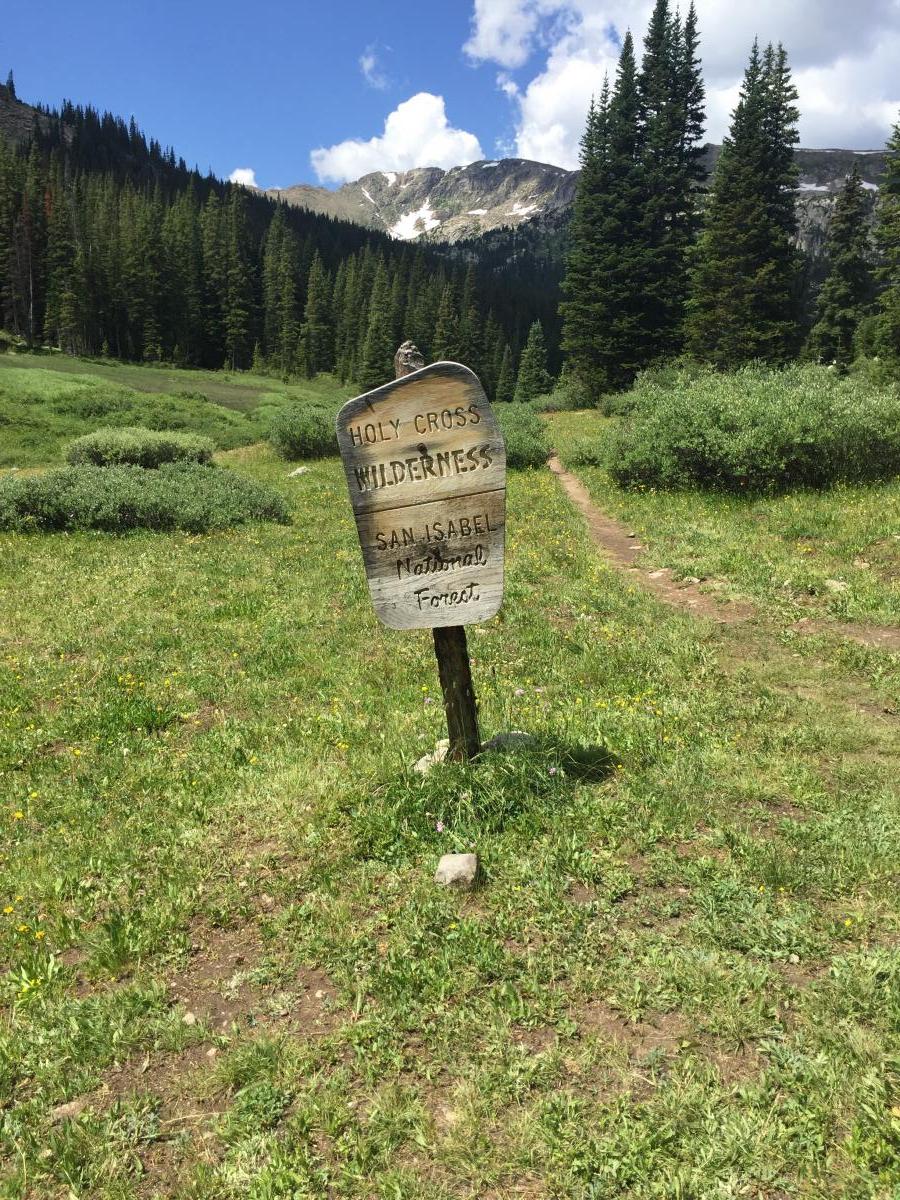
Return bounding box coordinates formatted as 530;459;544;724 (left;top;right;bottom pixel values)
434;853;479;890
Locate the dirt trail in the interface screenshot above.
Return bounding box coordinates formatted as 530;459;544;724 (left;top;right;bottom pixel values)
792;618;900;654
549;456;900;655
547;456;754;624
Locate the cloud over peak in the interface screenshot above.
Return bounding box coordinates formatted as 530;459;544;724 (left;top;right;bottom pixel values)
311;93;484;183
228;167;258;187
466;0;900;166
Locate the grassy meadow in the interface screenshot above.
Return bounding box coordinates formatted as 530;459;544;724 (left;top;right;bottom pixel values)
0;354;349;467
1;358;899;1197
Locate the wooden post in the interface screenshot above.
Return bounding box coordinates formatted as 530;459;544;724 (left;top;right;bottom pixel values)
395;342;481;761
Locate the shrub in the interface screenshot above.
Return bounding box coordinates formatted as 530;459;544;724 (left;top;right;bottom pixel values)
65;426;215;467
606;364;900;492
268;404;335;459
496;403;550;468
0;464;289;533
566;438;606;468
534;371;597;413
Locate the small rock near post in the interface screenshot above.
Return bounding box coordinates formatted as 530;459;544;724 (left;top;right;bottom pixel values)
434;853;479;890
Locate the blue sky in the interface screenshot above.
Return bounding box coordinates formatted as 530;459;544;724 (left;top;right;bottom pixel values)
5;0;512;188
6;0;900;189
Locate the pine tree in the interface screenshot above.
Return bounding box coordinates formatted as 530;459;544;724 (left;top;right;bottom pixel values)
261;207;285;362
559;88;610;396
495;344;516;403
874;115;900;368
685;41;801;367
358;259;394;391
559;34;651;394
276;227;301;377
637;0;682;352
481;311;504;395
223;187;254;370
200;191;226;364
302;252;333;376
807;165;875;370
513;320;552;402
432;281;462;361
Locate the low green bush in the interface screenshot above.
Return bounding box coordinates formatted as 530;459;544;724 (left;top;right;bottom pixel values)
0;464;289;533
496;403;550;468
65;426;215;467
566;438;606;468
533;372;597;413
607;365;900;492
268;404;335;459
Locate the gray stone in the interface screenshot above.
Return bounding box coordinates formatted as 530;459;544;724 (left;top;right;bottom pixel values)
434;853;479;890
288;466;309;477
482;730;534;753
413;738;450;775
181;1010;198;1026
50;1098;88;1124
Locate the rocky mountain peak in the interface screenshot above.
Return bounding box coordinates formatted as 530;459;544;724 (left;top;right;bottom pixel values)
271;146;887;254
268;158;578;243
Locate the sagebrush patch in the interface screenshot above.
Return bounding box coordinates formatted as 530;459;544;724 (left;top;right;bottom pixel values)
0;463;289;533
65;426;215;468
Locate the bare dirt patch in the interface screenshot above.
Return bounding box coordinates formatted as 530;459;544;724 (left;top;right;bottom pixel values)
575;1002;690;1057
511;1025;558;1054
548;457;754;624
567;882;596;905
791;617;900;654
168;923;339;1038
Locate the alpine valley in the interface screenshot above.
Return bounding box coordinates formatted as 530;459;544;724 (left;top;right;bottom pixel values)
268;147;887;260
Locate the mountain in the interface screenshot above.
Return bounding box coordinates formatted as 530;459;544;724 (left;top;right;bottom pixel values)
272;146;888;256
0;80;55;145
269;159;578;243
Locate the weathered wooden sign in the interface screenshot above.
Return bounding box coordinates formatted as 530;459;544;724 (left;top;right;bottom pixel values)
336;361;506;631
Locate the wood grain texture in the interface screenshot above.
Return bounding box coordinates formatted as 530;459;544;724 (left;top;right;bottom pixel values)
336;362;506;630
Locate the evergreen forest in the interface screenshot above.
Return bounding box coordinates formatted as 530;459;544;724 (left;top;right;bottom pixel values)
560;0;900;395
0;85;550;399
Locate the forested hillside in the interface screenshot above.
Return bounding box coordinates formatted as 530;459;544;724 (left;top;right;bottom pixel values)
0;81;546;398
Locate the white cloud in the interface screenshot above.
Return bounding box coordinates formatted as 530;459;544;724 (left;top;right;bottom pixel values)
311;93;484;183
466;0;900;165
360;45;389;90
229;167;258;187
464;0;543;68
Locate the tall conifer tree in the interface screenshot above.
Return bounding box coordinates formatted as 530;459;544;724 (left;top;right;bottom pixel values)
874;115;900;368
685;41;801;367
495;344;516;403
514;320;552;402
358;259;394;391
301;252;333;376
807;165;875;370
559;89;609;396
559;33;648;394
432;281;462;361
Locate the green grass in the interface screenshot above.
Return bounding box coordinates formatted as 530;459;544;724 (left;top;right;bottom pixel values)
1;438;899;1197
551;410;900;633
0;355;349;467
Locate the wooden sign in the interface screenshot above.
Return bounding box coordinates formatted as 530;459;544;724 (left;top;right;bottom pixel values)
336;361;506;631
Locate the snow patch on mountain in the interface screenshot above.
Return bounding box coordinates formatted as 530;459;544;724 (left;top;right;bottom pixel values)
390;201;442;240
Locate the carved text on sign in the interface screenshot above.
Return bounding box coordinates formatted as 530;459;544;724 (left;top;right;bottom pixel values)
336;362;506;630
